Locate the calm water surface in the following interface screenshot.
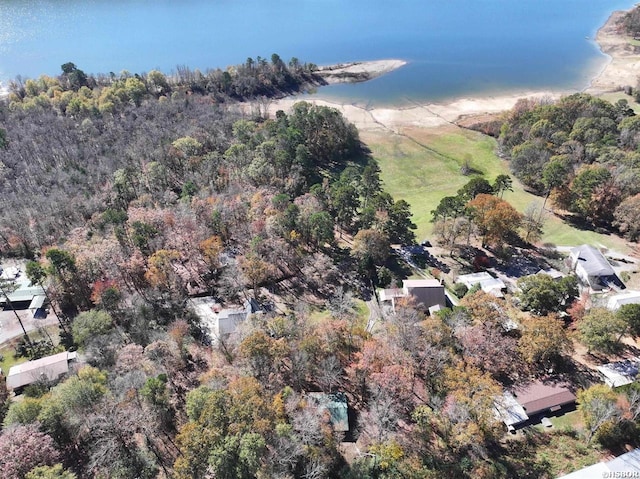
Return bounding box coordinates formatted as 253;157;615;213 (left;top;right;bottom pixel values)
0;0;636;105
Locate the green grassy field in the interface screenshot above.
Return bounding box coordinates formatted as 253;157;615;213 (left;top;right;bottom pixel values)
362;126;631;253
598;91;640;114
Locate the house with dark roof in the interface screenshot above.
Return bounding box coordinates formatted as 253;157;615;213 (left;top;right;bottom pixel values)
379;279;446;312
495;380;576;430
570;245;624;291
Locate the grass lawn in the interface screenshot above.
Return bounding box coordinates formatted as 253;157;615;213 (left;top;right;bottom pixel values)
550;411;584;431
0;340;26;374
0;325;62;374
598;91;640;114
532;410;583;434
308;298;369;327
362;126;631;253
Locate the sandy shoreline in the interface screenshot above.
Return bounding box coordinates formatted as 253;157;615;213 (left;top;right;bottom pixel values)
316;59;407;85
269;9;640;132
268;90;565;132
584;9;640;94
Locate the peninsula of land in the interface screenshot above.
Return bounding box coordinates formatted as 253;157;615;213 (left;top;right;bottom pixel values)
315;59;407;84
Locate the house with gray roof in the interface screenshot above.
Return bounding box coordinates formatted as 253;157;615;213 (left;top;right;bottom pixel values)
570;245;624;291
190;297;258;345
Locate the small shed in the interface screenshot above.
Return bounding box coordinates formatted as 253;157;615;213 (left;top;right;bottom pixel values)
7;351;77;391
28;294;47;318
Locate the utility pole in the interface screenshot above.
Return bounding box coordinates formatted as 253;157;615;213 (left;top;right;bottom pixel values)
0;279;32;347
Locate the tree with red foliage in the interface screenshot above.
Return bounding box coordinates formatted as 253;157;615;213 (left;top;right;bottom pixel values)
0;424;61;479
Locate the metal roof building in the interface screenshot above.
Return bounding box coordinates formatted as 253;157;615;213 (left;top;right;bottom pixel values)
6;351;77;390
607;291;640;311
190;297;251;345
570;245;624;291
456;272;506;297
0;279;45;306
558;448;640;478
596;359;640;388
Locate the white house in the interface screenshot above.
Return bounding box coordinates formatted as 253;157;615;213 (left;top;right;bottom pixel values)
7;351;77;391
570;245;622;291
456;271;506;297
607;291;640;311
190;297;254;344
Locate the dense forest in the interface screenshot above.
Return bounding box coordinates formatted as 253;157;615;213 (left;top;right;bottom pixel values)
0;59;422;478
2;55;640;479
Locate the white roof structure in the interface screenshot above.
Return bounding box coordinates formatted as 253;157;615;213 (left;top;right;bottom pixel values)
190;297;250;344
596;359;640;388
7;351;77;390
558;448;640;478
608;291;640;311
378;288;405;302
607;448;640;473
456;272;506;296
29;295;46;310
0;278;46;305
403;279;441;288
494;392;528;427
557;462;610;479
538;268;565;280
0;267;20;280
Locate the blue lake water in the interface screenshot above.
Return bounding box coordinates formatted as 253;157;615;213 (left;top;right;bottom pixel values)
0;0;636;105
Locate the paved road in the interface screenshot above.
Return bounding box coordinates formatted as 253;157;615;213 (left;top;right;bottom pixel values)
0;308;60;345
